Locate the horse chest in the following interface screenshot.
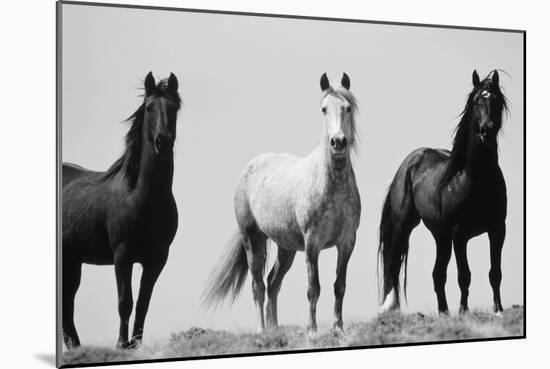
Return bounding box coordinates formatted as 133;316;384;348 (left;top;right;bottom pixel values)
301;188;359;246
108;196;178;249
444;181;505;231
460;190;501;225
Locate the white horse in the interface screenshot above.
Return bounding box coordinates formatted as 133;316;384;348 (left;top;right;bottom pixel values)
203;73;361;335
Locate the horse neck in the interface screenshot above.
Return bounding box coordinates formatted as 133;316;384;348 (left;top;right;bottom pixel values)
132;141;174;201
463;130;499;179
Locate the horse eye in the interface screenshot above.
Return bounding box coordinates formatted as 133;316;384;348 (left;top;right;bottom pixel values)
321;107;327;114
346;106;351;113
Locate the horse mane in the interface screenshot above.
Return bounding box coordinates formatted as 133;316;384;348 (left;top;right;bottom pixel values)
321;86;360;152
438;70;508;189
101;78;181;188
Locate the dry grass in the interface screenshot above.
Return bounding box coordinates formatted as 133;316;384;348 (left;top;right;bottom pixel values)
62;306;524;366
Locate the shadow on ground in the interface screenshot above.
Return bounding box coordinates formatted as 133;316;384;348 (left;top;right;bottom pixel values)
34;353;56;366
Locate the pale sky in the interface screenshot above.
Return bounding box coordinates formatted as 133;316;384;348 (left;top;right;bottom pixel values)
61;3;524;345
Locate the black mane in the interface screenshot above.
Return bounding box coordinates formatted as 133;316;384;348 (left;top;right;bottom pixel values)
439;71;508;189
101;78;181;188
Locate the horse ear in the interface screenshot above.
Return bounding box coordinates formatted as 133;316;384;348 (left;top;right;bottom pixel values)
341;73;351;89
144;72;156;96
472;70;480;87
320;73;330;91
492;70;499;86
168;73;179;93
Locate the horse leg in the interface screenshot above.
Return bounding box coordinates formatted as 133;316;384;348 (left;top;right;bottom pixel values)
432;233;452;315
332;240;354;332
452;228;471;314
243;231;267;333
130;259;166;347
305;240;321;335
266;247;296;329
114;251;134;349
62;259;82;348
488;223;505;314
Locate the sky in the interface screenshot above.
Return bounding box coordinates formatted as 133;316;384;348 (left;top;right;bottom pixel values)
61;3;524;345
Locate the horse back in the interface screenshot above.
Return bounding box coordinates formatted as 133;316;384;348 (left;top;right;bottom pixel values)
235;153;303;212
396;147;506;229
387;148;450;226
62;162;98;188
234;153;311;247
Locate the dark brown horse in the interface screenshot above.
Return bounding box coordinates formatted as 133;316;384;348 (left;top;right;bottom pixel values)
62;72;181;349
378;70;508;315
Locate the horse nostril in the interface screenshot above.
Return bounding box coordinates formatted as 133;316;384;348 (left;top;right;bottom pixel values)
341;137;348;148
330;137;347;151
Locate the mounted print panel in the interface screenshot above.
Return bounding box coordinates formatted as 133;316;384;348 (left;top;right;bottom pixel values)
57;1;525;367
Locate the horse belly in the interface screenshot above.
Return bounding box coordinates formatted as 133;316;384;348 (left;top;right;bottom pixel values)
81;243;114;265
260;220;304;251
64;221;113;265
63;196;113;264
303;198;359;251
247;187;304;249
453;196;494;238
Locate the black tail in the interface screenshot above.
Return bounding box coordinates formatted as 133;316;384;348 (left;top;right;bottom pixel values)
378;188;411;307
202;232;249;309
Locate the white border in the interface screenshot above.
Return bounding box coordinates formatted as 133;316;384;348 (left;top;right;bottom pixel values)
1;1;544;369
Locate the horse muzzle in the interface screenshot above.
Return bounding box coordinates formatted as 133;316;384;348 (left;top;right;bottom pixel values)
330;136;348;157
477;126;496;146
154;136;174;158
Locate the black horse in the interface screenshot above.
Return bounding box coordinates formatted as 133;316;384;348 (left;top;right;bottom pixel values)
378;70;508;315
62;72;181;349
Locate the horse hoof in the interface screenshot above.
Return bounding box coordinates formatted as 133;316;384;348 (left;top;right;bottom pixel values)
378;305;400;315
494;311;503;318
64;340;81;350
378;307;395;314
65;344;80;350
331;319;344;331
307;328;318;339
379;290;399;314
128;339;142;349
256;327;266;335
116;340;132;350
331;325;346;337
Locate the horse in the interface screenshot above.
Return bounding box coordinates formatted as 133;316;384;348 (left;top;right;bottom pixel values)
61;72;181;349
203;73;361;335
378;70;508;316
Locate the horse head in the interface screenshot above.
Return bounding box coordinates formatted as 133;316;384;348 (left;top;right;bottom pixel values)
319;73;357;159
143;72;181;159
470;70;507;146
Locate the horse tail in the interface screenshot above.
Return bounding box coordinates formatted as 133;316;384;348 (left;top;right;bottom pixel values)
378;189;397;301
378;173;416;310
202;231;249;309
